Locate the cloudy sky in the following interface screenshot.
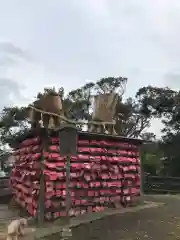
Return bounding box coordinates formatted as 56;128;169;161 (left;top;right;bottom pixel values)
0;0;180;136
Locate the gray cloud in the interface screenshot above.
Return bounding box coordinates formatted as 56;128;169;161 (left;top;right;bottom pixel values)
164;72;180;89
0;42;25;56
0;42;31;64
0;42;28;108
0;0;180;136
0;78;23;109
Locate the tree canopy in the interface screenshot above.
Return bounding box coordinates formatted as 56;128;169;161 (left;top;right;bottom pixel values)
0;77;151;146
136;85;180;176
1;77;180;176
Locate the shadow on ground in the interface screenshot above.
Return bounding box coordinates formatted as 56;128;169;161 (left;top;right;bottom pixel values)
70;195;180;240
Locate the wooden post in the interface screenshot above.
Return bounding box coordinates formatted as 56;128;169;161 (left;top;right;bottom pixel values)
59;124;77;225
37;164;45;226
37;129;47;226
65;154;71;220
139;144;144;201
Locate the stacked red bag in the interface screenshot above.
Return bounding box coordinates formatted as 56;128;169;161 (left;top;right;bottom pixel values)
10;134;141;221
43;137;141;220
10;137;41;217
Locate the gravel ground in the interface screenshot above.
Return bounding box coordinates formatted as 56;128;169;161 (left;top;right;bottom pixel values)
71;195;180;240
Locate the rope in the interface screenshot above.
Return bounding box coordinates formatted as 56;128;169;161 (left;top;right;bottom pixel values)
28;105;115;126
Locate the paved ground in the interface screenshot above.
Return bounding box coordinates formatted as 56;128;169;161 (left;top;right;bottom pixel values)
0;203;20;239
1;195;180;239
71;195;180;240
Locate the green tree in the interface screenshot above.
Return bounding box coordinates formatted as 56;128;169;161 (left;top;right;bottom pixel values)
65;77;150;137
0;106;29;147
141;140;163;175
136;85;180;176
0;77;151;147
